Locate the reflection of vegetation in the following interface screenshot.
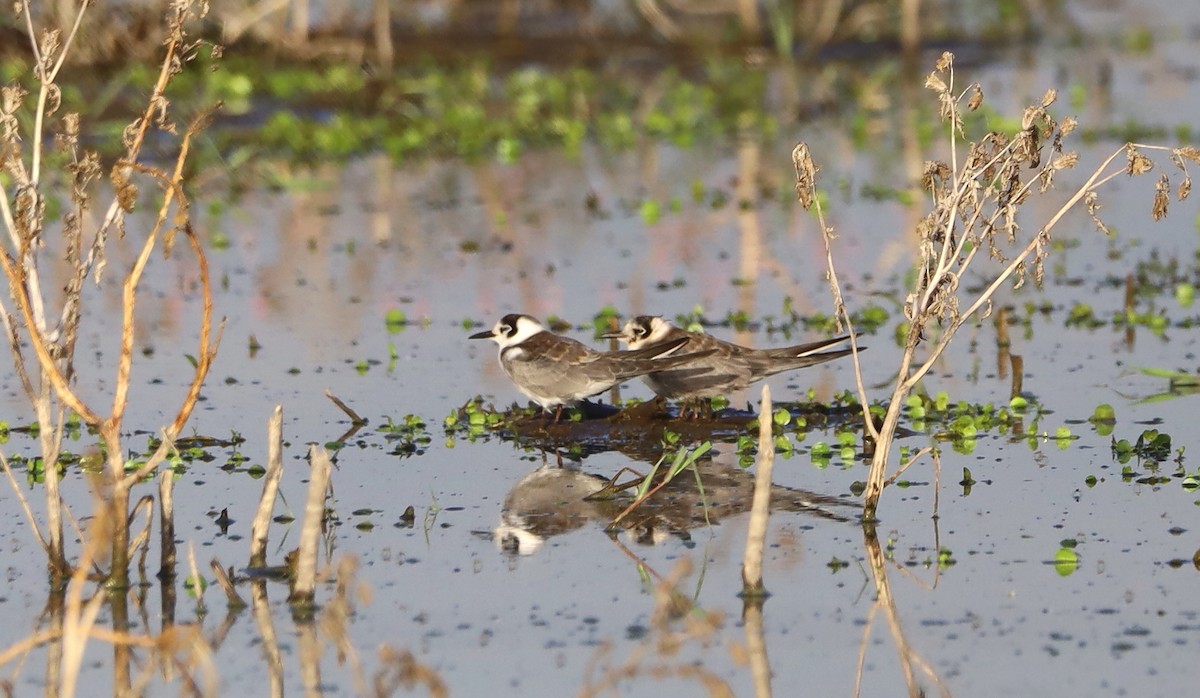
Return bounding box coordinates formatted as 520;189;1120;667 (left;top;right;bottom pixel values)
1126;368;1200;404
579;558;729;697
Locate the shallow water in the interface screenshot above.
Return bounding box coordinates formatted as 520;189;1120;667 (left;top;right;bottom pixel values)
3;1;1200;696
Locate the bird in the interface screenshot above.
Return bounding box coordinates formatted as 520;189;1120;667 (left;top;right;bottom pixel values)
604;315;859;405
469;313;715;420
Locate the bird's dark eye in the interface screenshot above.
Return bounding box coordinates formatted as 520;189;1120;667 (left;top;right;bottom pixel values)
501;324;513;336
634;325;648;338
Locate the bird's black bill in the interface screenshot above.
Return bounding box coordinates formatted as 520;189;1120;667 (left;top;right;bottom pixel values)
468;330;495;340
599;332;624;340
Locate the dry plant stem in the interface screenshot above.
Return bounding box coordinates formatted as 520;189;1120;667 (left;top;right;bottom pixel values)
290;445;334;605
803;52;1192;519
107;215;219;585
797;145;877;443
210;559;246;608
251;405;285;568
884;446;934;488
372;645;450;698
111;119;217;434
864;144;1156;513
740;384;774;596
325;389;365;424
0;628;59;666
0;7;216;430
159;471;176;579
92;4;196;245
0;3;217;590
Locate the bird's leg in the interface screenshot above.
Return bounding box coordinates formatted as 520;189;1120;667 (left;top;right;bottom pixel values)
552;404;564;423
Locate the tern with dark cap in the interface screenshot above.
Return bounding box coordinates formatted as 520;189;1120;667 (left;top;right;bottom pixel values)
604;315;859;406
470;313;714;420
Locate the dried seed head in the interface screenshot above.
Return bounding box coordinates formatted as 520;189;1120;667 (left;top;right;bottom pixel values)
111;163;138;213
1126;148;1154;176
920;160;951;192
1177;146;1200;165
38;29;62;72
46;84;61;116
967;85;983;111
1152;173;1170;221
792;143;817;209
1051;152;1078;170
122;119;142;151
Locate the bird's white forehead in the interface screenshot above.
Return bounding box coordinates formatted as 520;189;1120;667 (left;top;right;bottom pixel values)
624;316;672;347
495;315;545;347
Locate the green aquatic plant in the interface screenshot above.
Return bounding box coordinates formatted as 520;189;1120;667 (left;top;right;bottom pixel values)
1112;428;1173;465
380;414;433;458
1054;546;1081;576
610;440;713;527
